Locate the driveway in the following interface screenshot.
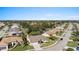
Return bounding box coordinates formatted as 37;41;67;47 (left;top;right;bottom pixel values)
32;42;42;51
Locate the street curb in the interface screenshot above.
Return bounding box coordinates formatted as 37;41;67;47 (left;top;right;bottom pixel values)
41;39;60;49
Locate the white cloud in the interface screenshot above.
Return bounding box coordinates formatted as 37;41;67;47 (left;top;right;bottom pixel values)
45;13;79;20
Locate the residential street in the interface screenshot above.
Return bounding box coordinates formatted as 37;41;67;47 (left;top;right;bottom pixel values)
41;23;73;51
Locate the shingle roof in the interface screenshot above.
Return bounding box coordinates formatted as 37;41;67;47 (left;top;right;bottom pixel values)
0;41;7;46
0;36;23;45
45;27;61;35
28;35;48;43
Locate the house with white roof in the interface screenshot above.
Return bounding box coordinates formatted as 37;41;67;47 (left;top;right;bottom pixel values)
0;22;5;28
8;23;22;36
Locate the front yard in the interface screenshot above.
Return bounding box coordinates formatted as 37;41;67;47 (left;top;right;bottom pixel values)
9;45;34;51
66;31;79;50
67;41;78;47
40;36;58;47
56;31;64;36
40;39;56;47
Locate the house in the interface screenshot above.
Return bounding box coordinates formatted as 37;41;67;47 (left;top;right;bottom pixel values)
27;35;48;50
42;27;63;37
0;22;5;28
8;23;22;36
0;36;23;51
76;23;79;31
27;35;48;43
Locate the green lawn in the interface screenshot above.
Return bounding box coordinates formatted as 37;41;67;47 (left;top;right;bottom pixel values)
41;39;56;47
70;36;79;41
9;45;34;51
41;36;58;47
56;31;64;36
67;41;78;47
29;31;41;35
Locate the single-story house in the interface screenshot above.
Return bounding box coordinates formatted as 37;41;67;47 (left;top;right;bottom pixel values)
27;35;48;43
0;22;5;28
8;23;22;36
0;36;23;51
27;35;48;50
42;27;63;37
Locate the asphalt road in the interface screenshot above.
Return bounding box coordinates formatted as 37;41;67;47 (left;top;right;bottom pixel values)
42;23;73;51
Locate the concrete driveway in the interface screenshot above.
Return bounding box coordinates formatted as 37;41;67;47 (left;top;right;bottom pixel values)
32;42;42;51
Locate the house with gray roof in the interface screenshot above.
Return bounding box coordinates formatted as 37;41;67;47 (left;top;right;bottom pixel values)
27;35;48;50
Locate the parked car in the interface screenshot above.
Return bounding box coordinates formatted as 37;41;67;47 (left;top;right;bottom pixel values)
60;38;63;40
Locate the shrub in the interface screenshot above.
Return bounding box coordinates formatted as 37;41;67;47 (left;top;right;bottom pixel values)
49;36;57;41
66;48;74;51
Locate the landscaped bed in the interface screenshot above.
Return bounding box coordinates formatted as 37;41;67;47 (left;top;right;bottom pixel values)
66;48;74;51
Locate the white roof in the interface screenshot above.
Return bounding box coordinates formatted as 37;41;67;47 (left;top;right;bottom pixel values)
0;22;5;27
11;24;19;28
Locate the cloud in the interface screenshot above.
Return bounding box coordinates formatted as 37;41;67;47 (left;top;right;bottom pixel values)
45;13;79;20
10;14;79;20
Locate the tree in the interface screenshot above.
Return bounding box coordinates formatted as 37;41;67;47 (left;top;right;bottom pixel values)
21;32;28;46
72;31;79;36
20;26;29;46
71;37;79;41
49;36;57;41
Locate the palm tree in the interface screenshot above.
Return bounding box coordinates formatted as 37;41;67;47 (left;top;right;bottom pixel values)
20;25;28;46
21;32;28;46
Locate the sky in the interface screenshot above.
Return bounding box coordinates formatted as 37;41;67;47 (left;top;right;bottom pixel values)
0;7;79;20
